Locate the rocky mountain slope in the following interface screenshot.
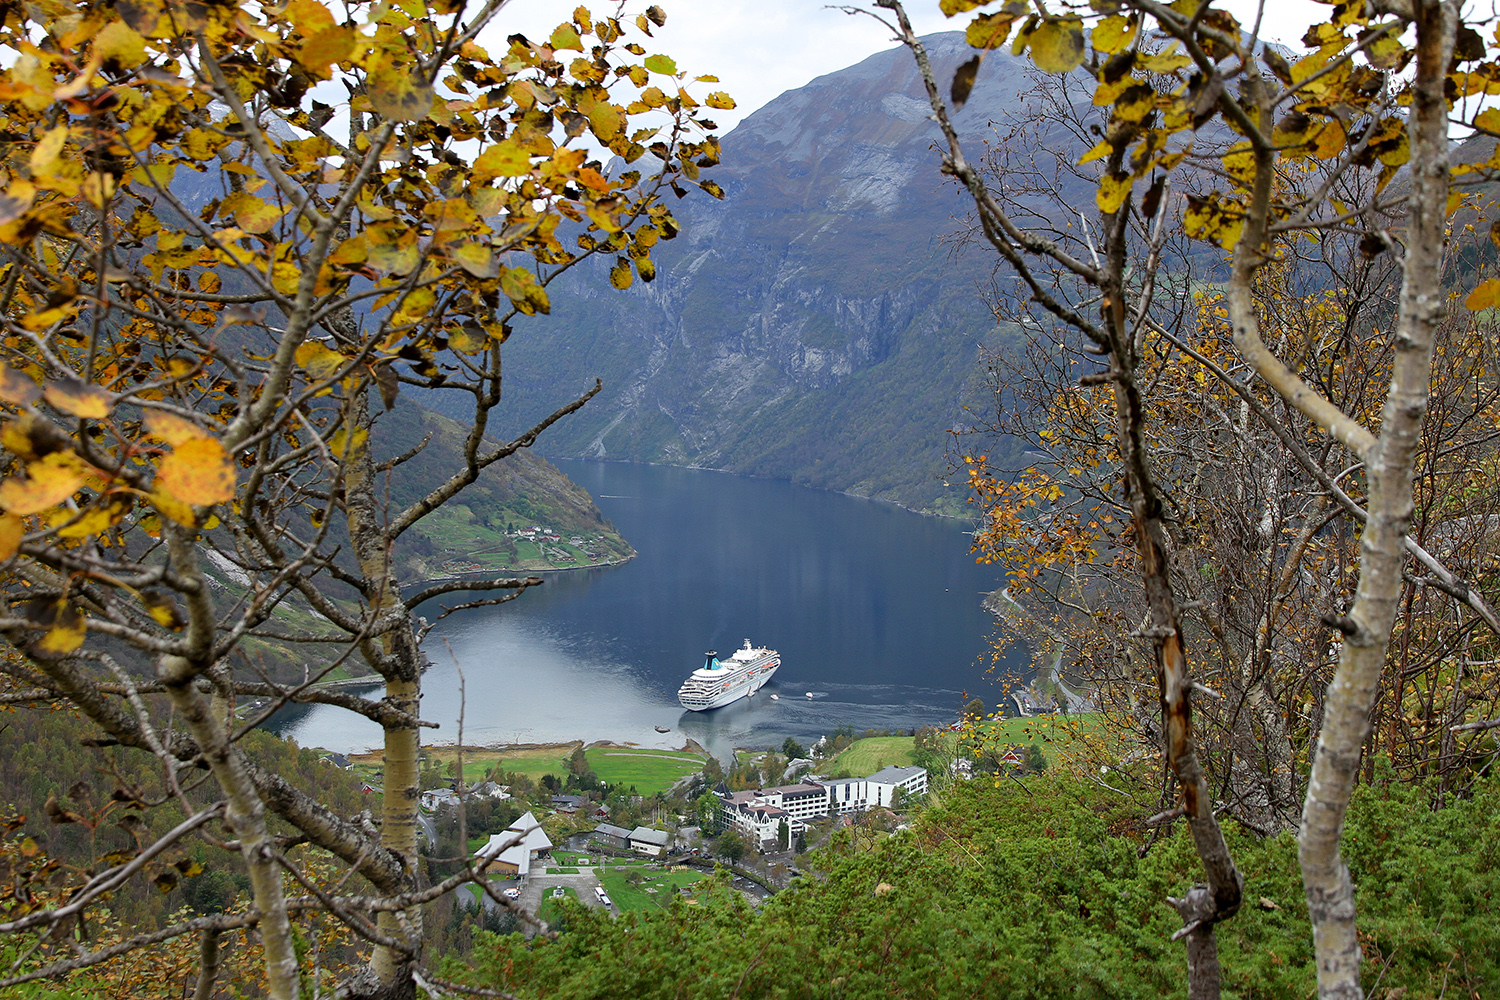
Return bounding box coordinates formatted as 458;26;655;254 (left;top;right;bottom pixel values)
493;32;1043;515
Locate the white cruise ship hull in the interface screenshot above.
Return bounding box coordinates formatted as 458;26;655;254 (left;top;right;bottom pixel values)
677;644;779;711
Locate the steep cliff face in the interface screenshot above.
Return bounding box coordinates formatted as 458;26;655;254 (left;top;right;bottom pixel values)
498;33;1040;514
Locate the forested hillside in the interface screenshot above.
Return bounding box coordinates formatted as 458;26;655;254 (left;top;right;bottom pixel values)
447;774;1499;999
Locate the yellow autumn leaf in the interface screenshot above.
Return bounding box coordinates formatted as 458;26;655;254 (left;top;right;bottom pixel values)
1097;172;1133;214
54;503;115;539
1474;107;1500;134
147;487;195;526
80;171;116;210
0;453;87;515
367;62;434;122
1092;14;1138;55
447;323;488;354
451;242;495;278
609;259;632;289
1309;121;1346;160
473;139;531;180
0;362;41;405
144;411;208;446
33;602;85;657
1138;49;1190;73
221;191;286;234
0;513;23;560
1465;277;1500;311
141;590;185;629
44;378;113;418
1078;139;1113;166
29;124;69;177
579;90;622;138
94;19;147;67
327;426;369;457
1029;19;1086;73
156;437;236;506
295;341;347;381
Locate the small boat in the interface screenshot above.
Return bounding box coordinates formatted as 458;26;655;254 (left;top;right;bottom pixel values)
769;693;779;701
806;692;814;699
654;725;670;733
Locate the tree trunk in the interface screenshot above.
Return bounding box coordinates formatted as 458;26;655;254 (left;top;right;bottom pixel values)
343;380;424;999
1296;5;1455;998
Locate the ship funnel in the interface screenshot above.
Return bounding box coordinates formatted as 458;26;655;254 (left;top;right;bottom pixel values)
704;650;719;671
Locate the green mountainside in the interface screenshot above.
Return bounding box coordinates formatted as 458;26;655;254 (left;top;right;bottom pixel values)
484;33;1042;515
373;400;635;580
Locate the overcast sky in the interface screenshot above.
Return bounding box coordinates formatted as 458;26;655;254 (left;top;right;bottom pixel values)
496;1;1327;135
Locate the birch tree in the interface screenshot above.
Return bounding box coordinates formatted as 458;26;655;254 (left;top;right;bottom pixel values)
895;0;1495;996
0;2;725;997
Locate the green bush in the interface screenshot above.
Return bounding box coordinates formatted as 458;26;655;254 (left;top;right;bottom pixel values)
449;769;1498;999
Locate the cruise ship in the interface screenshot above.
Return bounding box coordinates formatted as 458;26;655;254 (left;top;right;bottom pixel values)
676;640;779;711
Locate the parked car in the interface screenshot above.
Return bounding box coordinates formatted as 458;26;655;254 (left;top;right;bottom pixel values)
503;887;520;899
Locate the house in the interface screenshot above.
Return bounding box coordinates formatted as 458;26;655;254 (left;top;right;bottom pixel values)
472;781;512;801
591;802;611;819
592;823;632;850
474;811;554;879
627;826;671;856
420;789;459;811
321;753;352;769
551;794;586;813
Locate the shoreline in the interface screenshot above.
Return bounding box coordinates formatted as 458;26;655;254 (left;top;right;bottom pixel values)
551;455;973;521
400;549;637;588
343;737;712;763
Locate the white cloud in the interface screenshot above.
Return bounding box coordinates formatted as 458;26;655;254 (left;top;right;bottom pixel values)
495;1;1328;136
493;1;955;133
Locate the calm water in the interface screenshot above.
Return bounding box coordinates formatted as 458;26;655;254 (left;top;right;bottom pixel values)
270;461;1024;760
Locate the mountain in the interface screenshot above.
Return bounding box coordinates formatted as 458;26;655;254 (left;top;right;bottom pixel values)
491;32;1044;515
375;400;636;580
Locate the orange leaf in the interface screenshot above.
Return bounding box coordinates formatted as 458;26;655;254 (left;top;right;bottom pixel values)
156;438;236;507
0;513;22;559
1465;277;1500;312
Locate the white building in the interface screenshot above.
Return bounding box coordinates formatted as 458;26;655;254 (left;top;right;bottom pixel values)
474;810;553;879
719;790;803;848
717;767;929;849
627;826;671;856
420;788;459;811
866;765;929;806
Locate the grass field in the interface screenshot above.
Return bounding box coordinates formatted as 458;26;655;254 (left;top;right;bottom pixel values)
827;736;917;775
826;714;1110;776
360;743;707;790
596;866;707;913
584;747;705;795
973;713;1111;762
403;743;578;783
